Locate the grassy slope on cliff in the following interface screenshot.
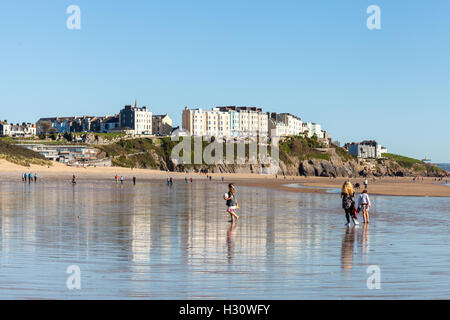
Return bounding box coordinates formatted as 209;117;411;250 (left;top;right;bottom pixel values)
279;136;327;163
97;138;162;169
382;153;445;175
279;136;356;164
98;136;352;170
0;140;51;166
382;153;423;168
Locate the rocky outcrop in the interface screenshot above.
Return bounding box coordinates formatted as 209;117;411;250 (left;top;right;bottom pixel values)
95;137;448;178
170;148;447;178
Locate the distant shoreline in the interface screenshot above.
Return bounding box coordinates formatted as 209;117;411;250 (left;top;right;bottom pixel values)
1;159;449;198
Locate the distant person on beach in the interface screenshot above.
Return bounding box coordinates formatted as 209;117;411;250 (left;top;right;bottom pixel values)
22;173;26;182
29;173;33;183
224;183;239;223
364;179;368;189
190;177;193;183
357;189;371;224
115;175;118;183
209;176;212;181
72;175;77;184
34;173;37;182
185;177;188;183
170;177;173;186
120;176;124;184
341;181;358;226
133;177;136;185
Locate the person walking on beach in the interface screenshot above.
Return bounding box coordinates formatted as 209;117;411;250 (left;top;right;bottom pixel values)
341;180;358;226
133;176;136;185
29;172;33;183
120;176;124;184
357;189;371;224
72;175;77;184
115;175;118;183
364;178;368;189
34;173;37;182
224;183;239;223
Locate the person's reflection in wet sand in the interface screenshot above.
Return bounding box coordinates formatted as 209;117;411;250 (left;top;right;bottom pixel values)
227;222;238;264
341;226;356;274
361;223;370;263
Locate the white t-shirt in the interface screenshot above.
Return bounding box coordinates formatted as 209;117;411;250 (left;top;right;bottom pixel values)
358;193;371;207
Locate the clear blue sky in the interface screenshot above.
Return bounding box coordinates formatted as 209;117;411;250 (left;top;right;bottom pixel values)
0;1;449;162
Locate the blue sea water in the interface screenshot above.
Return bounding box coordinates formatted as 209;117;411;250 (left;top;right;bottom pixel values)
437;163;450;172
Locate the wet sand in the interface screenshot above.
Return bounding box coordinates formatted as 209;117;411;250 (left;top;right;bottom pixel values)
0;180;449;299
0;160;449;197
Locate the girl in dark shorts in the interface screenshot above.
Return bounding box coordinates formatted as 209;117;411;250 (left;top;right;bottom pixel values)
224;183;239;223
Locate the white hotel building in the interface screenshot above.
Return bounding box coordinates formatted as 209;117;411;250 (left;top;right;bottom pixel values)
182;106;268;138
182;106;326;140
269;113;304;137
303;122;324;139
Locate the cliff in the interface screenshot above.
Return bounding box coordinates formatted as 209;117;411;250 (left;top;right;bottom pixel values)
95;136;448;178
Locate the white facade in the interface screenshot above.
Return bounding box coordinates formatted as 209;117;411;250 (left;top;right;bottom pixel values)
303;122;323;138
134;108;152;135
270;113;303;136
0;122;11;136
182;106;268;137
3;123;37;137
348;141;383;159
268;119;289;137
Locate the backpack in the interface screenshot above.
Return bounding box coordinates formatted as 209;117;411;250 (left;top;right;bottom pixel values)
344;196;353;210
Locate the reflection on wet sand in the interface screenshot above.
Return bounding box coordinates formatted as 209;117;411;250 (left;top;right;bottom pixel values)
341;227;356;272
226;223;238;264
0;180;449;299
361;223;370;263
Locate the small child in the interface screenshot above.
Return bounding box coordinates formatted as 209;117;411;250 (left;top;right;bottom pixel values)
357;189;371;223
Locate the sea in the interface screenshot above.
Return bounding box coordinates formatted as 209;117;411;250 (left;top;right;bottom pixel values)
0;180;449;299
436;163;450;173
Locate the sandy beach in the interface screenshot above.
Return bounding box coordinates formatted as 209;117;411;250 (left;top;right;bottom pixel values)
0;159;449;197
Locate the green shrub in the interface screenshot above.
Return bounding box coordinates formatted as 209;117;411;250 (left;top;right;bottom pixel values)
0;140;51;166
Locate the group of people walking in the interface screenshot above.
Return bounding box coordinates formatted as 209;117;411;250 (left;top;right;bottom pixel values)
341;180;371;226
222;180;372;227
22;172;38;183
